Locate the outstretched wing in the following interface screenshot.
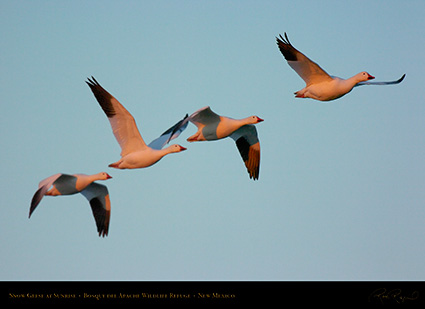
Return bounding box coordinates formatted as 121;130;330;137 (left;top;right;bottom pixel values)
354;74;406;87
80;183;111;237
188;106;221;128
86;77;147;157
230;125;261;180
276;33;333;86
148;114;189;150
29;173;62;218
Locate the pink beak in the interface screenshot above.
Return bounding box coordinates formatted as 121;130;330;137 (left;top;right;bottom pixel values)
257;117;264;123
106;174;113;179
367;73;375;80
179;146;187;151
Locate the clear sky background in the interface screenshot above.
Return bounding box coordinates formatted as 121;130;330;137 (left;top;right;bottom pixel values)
1;0;424;281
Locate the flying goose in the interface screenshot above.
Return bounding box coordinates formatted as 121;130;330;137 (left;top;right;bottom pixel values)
29;172;112;237
185;106;263;180
276;33;405;101
86;77;187;169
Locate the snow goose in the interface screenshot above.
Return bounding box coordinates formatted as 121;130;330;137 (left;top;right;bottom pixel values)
185;106;263;180
86;77;187;169
29;172;112;237
276;33;405;101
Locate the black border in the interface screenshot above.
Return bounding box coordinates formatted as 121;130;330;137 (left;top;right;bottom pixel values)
2;281;425;306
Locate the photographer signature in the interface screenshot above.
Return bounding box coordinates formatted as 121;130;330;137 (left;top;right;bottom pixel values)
369;288;419;304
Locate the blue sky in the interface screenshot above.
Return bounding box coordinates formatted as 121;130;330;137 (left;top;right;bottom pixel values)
1;0;424;280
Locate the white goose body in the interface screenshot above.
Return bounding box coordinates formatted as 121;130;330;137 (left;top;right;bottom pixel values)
86;77;187;169
29;172;112;237
41;173;108;196
297;74;368;101
187;107;262;141
276;33;405;101
110;145;184;169
188;116;252;141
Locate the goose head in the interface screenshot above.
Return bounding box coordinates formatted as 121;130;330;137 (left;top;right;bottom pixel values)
97;172;113;180
358;71;375;82
167;144;187;153
247;116;264;124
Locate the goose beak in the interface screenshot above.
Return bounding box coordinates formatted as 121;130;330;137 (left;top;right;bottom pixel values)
367;74;375;80
106;174;113;179
179;146;187;151
257;117;264;123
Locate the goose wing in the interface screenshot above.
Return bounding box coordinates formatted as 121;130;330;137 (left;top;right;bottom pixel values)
188;106;221;128
29;173;62;218
80;183;111;237
354;74;406;87
276;33;333;86
230;125;261;180
86;77;147;157
148;114;189;150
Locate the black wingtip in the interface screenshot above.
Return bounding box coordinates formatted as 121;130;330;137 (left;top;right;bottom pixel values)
276;32;298;61
85;76;116;117
284;32;290;44
98;230;108;237
86;76;101;87
86;77;94;87
276;33;284;43
276;32;290;45
29;187;45;219
28;205;37;218
91;76;99;84
86;76;97;86
29;201;39;218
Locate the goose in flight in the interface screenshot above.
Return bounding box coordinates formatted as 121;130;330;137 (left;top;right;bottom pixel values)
86;77;187;169
185;106;263;180
276;33;405;101
29;172;112;237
